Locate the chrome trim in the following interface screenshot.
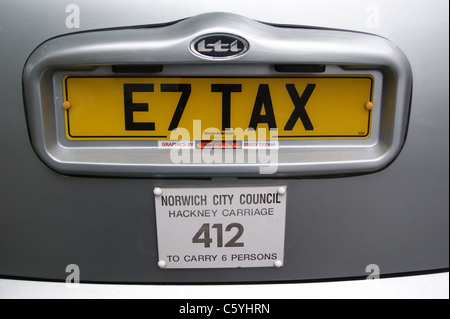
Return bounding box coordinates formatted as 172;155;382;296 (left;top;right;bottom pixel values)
23;13;413;177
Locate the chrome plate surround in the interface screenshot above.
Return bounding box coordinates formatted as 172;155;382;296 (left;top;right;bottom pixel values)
23;13;412;177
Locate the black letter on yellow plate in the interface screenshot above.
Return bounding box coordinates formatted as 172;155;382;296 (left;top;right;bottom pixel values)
161;84;191;131
124;84;155;131
211;84;242;130
248;84;277;130
284;84;315;131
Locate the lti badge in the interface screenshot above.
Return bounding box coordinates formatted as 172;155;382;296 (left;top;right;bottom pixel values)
154;186;287;269
190;33;249;59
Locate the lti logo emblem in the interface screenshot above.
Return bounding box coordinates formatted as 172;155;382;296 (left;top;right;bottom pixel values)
190;34;249;59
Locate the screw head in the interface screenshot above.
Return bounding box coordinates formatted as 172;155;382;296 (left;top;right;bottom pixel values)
62;101;71;110
153;187;163;197
365;101;374;111
274;260;283;268
277;186;286;196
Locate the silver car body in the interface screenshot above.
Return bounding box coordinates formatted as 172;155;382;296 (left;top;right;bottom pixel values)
0;0;448;293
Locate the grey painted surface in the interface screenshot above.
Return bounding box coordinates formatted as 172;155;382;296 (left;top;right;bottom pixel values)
0;0;448;283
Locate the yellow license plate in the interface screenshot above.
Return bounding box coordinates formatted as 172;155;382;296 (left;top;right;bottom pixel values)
63;75;373;140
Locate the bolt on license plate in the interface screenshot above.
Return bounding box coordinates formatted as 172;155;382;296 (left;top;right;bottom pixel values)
154;185;287;269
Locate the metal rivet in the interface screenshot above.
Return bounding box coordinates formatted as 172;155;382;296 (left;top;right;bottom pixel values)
158;260;167;269
153;187;163;197
63;101;71;110
277;186;286;196
365;101;374;111
274;260;283;268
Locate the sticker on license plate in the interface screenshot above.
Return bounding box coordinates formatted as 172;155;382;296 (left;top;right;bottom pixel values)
154;186;287;269
63;75;373;140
